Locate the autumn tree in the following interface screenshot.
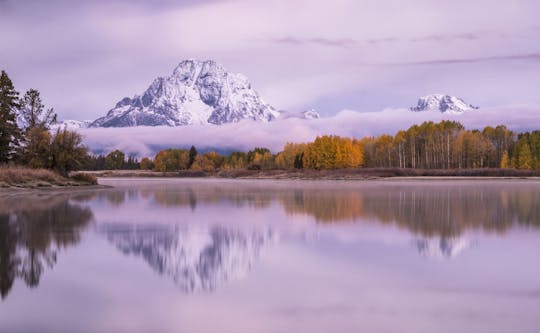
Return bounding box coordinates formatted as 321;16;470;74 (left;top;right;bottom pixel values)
49;129;90;176
222;152;248;169
153;149;190;171
303;135;363;169
275;143;307;169
140;157;153;170
22;128;52;168
500;151;510;169
247;147;275;170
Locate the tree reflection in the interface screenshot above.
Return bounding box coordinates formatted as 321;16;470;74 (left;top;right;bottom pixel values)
0;194;93;299
128;182;540;237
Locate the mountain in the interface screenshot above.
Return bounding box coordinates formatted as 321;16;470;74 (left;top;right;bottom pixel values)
90;60;279;127
99;224;275;292
410;94;479;114
278;109;320;120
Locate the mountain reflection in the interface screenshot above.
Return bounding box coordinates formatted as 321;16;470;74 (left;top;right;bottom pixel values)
99;225;274;293
0;194;93;300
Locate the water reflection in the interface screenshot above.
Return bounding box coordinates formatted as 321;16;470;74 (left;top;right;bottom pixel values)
414;236;471;259
104;181;540;236
2;180;540;298
0;193;93;299
99;224;275;292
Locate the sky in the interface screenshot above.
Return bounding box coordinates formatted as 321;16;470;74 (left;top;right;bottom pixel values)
2;0;540;121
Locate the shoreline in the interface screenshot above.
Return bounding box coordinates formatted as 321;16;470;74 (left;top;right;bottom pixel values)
81;168;540;180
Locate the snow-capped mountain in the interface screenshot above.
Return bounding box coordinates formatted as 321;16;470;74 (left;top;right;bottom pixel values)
100;224;275;292
278;109;321;120
50;119;92;131
414;236;471;260
90;60;279;127
410;94;479;114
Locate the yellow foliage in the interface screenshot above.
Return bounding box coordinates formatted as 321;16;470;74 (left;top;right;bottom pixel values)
303;135;363;169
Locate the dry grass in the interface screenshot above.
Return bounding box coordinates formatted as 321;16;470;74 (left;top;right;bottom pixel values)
69;172;98;185
0;166;97;188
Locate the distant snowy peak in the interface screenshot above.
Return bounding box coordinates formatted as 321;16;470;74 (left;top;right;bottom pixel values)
410;94;479;114
51;119;91;131
90;59;279;127
279;109;320;120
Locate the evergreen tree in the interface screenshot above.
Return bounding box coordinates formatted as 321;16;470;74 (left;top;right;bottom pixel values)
0;70;21;163
105;150;125;170
188;145;198;168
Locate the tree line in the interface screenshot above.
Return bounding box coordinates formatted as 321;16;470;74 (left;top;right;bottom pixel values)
133;121;538;172
359;120;538;170
0;70;89;176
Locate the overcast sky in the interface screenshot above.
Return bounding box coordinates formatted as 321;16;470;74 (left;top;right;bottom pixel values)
1;0;540;120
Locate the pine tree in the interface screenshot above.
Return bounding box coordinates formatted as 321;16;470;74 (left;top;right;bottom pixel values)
188;145;198;168
0;70;21;163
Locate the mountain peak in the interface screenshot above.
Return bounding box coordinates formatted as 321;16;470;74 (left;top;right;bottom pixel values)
90;59;278;127
410;94;479;114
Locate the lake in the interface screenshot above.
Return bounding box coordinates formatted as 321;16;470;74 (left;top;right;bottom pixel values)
1;178;540;333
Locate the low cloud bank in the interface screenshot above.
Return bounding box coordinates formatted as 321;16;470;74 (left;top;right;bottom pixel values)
80;106;540;157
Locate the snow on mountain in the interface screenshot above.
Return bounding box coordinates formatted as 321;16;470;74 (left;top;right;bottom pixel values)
50;119;92;131
100;224;275;292
90;60;279;127
414;236;471;260
410;94;479;114
278;109;321;120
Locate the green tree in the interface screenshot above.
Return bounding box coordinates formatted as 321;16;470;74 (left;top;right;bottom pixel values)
188;145;198;168
0;70;21;163
105;150;125;170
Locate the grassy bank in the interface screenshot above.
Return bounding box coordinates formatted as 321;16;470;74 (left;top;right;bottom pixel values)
0;166;98;189
81;168;540;180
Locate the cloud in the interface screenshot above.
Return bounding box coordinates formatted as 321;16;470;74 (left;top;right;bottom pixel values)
271;37;357;48
2;0;540;120
79;105;540;157
410;33;480;42
386;53;540;66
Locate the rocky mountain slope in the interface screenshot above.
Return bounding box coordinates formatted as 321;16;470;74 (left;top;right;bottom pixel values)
90;60;280;127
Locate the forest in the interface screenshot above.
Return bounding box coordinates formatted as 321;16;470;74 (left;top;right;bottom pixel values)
89;121;540;172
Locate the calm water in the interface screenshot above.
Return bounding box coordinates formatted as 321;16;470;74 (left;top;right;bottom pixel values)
1;178;540;333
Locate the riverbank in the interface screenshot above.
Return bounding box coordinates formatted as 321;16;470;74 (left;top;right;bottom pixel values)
81;168;540;180
0;166;98;190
